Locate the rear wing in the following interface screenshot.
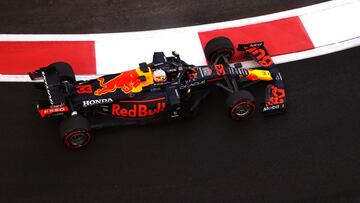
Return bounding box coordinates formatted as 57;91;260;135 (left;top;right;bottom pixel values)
29;67;69;118
238;42;287;114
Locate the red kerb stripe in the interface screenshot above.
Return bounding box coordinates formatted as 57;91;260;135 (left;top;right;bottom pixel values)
0;41;96;74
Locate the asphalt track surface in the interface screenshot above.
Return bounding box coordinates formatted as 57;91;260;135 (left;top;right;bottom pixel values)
2;0;360;202
0;0;327;33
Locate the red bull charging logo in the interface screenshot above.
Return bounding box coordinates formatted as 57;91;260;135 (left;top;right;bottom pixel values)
94;70;141;96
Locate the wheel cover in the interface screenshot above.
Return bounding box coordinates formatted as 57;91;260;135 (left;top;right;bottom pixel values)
235;104;251;117
69;133;87;146
64;129;90;149
231;101;255;120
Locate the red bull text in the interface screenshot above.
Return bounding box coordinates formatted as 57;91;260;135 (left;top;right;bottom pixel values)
112;98;166;118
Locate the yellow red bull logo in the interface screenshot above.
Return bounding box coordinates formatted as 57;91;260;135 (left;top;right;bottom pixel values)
94;67;154;96
94;69;142;96
246;69;273;81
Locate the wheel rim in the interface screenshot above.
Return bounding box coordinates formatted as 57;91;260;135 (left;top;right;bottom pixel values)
235;104;251;117
231;102;255;120
64;130;90;148
69;133;87;146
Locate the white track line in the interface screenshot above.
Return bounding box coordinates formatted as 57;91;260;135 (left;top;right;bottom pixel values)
0;0;355;41
4;36;360;82
300;1;360;47
0;0;359;81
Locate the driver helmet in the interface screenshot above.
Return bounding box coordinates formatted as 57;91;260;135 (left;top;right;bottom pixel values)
153;69;167;82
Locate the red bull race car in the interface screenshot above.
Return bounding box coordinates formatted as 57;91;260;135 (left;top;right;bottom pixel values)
29;37;287;149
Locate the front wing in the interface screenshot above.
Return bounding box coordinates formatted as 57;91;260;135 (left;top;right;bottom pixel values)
238;42;287;114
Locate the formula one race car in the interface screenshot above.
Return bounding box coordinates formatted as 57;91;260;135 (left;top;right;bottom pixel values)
29;37;287;149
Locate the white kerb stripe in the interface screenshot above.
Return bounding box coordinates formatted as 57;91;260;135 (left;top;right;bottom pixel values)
300;0;360;47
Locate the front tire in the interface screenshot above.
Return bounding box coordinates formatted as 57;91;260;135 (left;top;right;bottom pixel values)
59;115;91;149
226;90;256;121
204;37;235;64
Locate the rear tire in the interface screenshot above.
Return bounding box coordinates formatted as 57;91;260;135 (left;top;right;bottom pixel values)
48;62;75;84
204;37;235;64
226;90;256;121
59;115;91;149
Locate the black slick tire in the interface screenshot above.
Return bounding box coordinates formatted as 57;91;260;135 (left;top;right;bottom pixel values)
48;62;76;84
204;37;235;64
59;114;91;149
226;90;256;121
